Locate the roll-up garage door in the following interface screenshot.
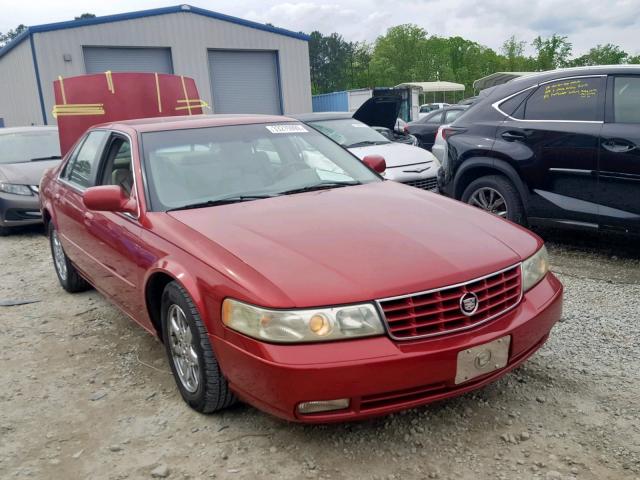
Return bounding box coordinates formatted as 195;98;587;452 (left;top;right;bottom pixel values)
83;47;173;74
208;50;282;115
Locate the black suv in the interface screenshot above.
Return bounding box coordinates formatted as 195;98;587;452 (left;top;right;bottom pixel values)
439;66;640;234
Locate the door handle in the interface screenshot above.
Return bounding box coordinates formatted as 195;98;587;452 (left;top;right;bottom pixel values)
602;139;636;153
501;131;526;141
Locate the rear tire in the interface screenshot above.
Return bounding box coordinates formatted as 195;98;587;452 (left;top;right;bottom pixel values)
461;175;526;225
48;222;91;293
0;225;10;236
161;281;237;413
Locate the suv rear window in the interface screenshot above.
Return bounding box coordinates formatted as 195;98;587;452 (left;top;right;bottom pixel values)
523;77;604;121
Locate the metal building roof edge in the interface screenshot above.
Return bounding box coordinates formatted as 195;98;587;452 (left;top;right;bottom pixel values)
0;4;309;59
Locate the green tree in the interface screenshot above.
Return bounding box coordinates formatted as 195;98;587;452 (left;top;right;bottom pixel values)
0;24;27;47
569;43;628;66
370;24;428;86
501;35;532;71
532;34;572;70
308;31;353;94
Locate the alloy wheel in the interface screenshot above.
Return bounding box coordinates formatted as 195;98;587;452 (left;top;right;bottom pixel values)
468;187;508;218
167;304;200;393
51;230;68;281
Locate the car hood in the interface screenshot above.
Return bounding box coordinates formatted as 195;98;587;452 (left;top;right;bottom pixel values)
353;95;401;130
349;142;438;168
0;160;61;185
166;182;540;308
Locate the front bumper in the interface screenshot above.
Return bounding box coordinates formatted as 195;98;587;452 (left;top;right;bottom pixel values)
211;273;563;423
384;163;439;192
0;192;42;228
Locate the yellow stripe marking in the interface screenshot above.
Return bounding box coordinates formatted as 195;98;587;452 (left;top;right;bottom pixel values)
154;73;162;113
180;75;192;116
58;76;67;104
105;71;115;94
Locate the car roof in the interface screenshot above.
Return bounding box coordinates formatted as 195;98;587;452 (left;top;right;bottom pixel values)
0;126;58;134
509;64;640;86
95;114;298;133
423;106;467;117
291;112;353;122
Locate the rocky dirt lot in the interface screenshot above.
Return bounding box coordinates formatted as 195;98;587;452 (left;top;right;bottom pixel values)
0;226;638;480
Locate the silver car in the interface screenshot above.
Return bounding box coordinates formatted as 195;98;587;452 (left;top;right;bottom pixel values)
295;113;439;192
0;127;60;235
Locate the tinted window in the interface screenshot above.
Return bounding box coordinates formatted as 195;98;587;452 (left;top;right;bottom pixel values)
66;131;108;188
0;130;60;164
445;109;464;123
524;77;604;121
613;76;640;123
498;90;532;119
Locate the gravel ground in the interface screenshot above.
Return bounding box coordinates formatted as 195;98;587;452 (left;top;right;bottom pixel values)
0;226;638;480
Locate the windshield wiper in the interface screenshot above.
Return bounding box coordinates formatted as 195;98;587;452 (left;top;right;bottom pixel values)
346;140;389;148
30;155;62;162
167;194;275;212
278;181;361;196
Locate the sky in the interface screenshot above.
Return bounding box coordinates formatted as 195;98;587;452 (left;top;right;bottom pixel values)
1;0;640;57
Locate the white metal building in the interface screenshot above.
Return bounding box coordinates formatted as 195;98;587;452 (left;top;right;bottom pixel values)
0;4;312;127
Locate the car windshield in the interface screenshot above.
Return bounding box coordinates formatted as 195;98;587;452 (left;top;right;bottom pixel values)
307;119;391;148
141;122;381;211
0;130;60;164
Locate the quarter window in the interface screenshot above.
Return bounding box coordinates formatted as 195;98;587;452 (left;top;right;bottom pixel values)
523;77;604;121
613;76;640;123
66;131;108;188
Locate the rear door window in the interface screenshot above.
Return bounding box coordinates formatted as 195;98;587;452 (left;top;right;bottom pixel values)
613;76;640;123
523;77;604;121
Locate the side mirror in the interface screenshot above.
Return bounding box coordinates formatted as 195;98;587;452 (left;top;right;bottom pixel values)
83;185;136;214
362;154;386;174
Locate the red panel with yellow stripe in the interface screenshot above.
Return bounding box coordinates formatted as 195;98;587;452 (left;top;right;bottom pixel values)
53;72;207;156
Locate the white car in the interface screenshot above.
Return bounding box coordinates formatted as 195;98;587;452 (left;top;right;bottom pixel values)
418;103;450;119
295;112;439;192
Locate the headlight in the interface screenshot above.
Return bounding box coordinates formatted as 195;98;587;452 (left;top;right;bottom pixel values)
0;183;32;196
222;299;385;343
521;245;549;292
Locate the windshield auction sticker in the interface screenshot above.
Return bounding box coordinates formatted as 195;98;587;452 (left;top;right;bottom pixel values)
266;125;308;134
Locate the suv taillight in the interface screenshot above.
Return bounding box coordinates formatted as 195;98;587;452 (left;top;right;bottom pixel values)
442;127;464;140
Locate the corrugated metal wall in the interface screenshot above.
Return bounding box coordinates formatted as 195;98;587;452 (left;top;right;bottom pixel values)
29;11;311;124
83;46;174;74
312;91;348;112
0;40;43;127
208;50;281;114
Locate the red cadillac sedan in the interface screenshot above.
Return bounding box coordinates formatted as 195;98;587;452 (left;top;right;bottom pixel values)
40;115;562;422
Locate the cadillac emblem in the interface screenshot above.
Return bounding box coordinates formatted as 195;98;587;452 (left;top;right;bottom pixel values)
459;292;479;316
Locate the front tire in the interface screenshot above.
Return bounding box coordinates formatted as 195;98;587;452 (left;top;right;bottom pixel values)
161;281;236;413
48;223;91;293
461;175;526;225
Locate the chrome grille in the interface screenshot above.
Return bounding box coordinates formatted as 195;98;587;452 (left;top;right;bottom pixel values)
403;177;438;191
378;264;523;340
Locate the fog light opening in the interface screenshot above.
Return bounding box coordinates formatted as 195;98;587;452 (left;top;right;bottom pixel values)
297;398;350;414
